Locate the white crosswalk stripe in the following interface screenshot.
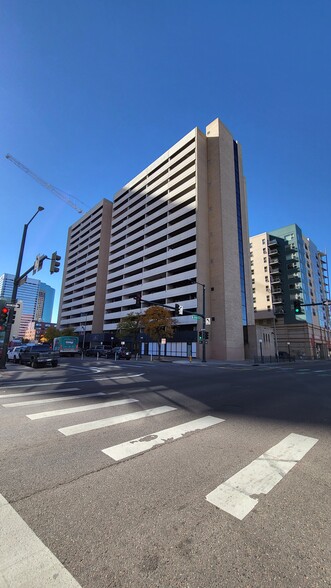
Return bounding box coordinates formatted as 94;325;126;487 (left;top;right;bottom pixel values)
206;433;318;520
102;415;225;461
59;405;177;436
2;392;108;407
27;398;138;420
0;387;80;399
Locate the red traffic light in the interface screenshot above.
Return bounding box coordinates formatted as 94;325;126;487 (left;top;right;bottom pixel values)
1;307;9;314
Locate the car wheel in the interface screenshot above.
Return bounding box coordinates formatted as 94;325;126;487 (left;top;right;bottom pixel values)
51;360;58;368
32;360;38;369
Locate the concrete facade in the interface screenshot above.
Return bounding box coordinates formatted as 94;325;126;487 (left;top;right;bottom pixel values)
104;118;254;360
58;199;113;335
250;225;331;359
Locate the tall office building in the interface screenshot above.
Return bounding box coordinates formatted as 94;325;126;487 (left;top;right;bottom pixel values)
0;273;55;338
36;282;55;322
104;118;254;360
250;224;330;358
58;199;113;335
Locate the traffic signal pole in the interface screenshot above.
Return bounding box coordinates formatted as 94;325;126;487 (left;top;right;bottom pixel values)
0;207;44;369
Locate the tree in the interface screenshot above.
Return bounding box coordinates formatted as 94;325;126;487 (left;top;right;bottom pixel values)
44;326;61;343
140;306;175;360
116;313;142;355
60;326;76;336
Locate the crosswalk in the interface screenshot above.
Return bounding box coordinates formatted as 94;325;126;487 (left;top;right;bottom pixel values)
0;383;319;521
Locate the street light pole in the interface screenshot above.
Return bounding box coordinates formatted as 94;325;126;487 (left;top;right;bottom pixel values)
0;206;44;369
196;281;206;363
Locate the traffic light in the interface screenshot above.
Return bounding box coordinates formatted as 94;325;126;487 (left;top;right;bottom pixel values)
0;305;9;327
198;330;203;343
50;251;61;274
133;292;142;307
205;331;209;340
294;299;303;314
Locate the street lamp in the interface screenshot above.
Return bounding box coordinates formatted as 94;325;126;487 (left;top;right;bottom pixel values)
195;280;206;363
0;206;44;369
81;313;88;357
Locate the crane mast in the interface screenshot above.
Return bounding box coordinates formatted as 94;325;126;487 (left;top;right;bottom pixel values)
5;154;84;214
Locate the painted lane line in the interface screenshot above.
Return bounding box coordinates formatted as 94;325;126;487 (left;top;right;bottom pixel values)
0;373;145;391
27;398;138;420
2;392;107;407
0;493;81;587
0;388;80;399
59;405;177;436
206;433;318;520
102;415;224;461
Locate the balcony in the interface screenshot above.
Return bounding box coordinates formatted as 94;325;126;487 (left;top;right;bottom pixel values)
271;287;282;294
272;297;283;304
268;247;279;256
269;257;280;265
270;267;281;275
274;306;284;315
270;276;281;284
268;239;278;246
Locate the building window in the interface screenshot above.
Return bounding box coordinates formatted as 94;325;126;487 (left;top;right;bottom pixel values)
265;276;269;282
262;239;266;245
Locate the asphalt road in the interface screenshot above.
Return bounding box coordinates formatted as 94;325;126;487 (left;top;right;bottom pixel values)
0;357;330;587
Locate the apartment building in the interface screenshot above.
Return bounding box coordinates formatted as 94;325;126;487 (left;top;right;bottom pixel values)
104;118;255;360
250;224;330;359
58;199;112;335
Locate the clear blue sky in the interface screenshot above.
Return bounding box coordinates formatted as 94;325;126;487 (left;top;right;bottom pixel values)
1;0;330;322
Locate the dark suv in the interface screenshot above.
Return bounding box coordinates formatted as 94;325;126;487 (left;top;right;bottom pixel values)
85;346;112;358
109;347;132;360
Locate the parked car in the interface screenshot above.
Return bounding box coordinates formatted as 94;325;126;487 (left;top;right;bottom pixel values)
85;346;112;358
7;346;26;363
109;346;132;360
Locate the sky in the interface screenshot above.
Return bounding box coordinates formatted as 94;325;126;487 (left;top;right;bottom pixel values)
0;0;330;323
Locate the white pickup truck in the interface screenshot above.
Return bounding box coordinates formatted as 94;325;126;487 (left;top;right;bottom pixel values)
7;346;26;363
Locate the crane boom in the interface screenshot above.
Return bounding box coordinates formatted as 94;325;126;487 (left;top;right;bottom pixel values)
5;153;84;214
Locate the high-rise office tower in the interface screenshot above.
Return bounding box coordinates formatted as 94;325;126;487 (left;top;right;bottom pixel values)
250;224;330;358
0;273;55;339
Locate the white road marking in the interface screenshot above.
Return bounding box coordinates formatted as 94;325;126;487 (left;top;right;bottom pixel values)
0;373;145;391
102;415;224;461
27;398;138;420
0;388;80;399
206;433;318;520
0;493;82;587
2;392;107;407
59;405;177;436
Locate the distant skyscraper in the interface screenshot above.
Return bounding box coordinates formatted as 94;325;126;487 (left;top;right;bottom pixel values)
37;282;55;322
0;273;55;338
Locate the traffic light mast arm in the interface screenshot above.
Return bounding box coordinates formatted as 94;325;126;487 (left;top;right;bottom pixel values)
15;255;48;286
137;297;204;318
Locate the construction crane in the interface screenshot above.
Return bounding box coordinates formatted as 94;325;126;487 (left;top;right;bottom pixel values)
5;153;85;214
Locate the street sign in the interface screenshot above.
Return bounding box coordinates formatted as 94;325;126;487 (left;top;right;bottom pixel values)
161;338;166;344
206;317;211;325
192;315;198;319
